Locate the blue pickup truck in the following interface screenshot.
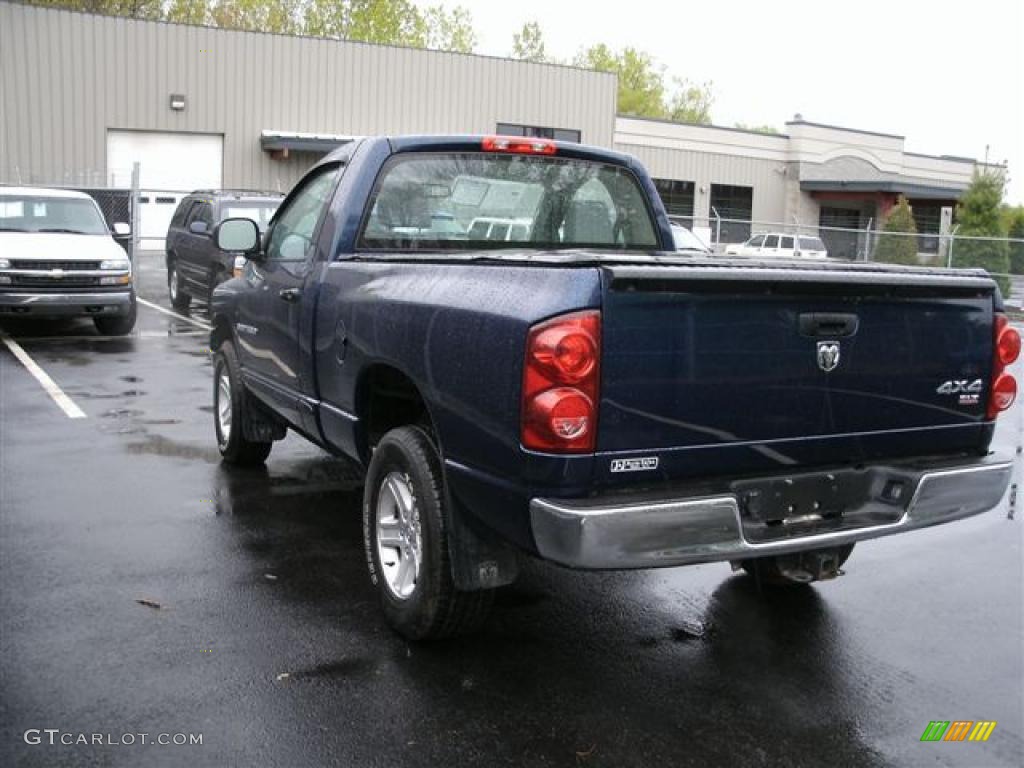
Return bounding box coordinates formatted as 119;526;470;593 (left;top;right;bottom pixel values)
208;135;1016;639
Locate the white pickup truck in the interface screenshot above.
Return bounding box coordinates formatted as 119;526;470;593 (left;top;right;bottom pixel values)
0;187;136;335
725;232;828;259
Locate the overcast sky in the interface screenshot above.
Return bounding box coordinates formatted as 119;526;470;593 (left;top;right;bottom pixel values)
427;0;1024;203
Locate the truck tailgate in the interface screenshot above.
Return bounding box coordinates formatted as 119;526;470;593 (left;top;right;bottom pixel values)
597;263;997;483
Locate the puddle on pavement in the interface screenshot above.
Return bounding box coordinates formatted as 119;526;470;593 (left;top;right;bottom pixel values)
73;389;146;400
101;407;143;418
124;433;221;464
287;658;376;680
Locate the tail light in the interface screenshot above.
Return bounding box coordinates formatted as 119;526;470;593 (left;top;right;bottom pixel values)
522;311;600;452
988;313;1020;419
482;136;557;155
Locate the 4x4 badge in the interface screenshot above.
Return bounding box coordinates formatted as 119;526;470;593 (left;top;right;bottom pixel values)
817;341;840;372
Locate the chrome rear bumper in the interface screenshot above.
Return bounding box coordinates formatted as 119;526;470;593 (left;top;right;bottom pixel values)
529;460;1011;569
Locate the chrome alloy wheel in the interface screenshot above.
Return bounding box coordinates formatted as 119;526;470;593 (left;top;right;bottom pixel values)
375;472;422;600
169;267;180;301
216;371;232;446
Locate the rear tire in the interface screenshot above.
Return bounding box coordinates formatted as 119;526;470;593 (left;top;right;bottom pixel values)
363;426;493;640
168;261;191;310
213;341;272;466
738;544;855;586
93;296;137;336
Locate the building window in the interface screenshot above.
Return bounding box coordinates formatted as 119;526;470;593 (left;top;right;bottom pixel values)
654;178;695;226
496;122;581;143
709;184;753;242
909;200;943;254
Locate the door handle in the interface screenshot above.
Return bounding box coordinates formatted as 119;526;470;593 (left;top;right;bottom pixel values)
798;312;859;338
278;287;301;303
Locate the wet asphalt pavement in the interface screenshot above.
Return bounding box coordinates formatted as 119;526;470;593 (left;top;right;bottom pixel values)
1;255;1022;768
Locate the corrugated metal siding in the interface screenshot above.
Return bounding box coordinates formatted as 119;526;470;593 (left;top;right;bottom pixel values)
0;4;616;190
615;141;788;223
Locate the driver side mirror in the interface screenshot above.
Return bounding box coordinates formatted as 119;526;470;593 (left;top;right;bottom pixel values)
215;218;261;256
112;222;130;237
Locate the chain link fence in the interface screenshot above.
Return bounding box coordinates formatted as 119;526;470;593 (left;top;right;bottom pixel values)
676;213;1024;306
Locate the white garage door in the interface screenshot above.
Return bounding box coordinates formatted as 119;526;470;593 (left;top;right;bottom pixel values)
107;130;223;250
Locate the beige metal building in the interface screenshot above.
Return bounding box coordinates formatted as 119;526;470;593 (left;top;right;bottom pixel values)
615;116;1001;257
0;3;1001;253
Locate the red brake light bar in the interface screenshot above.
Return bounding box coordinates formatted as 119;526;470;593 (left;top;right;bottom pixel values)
482;136;557;155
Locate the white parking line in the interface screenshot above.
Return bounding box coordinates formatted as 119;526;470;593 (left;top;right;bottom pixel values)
0;332;87;419
137;298;212;330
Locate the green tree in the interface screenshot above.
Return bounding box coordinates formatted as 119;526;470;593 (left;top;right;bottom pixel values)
28;0;163;20
575;44;666;118
303;0;419;43
953;171;1011;296
874;195;919;265
421;5;475;53
668;78;712;124
165;0;209;24
734;123;779;134
511;20;547;62
1006;209;1024;275
209;0;299;33
302;0;473;51
574;44;713;123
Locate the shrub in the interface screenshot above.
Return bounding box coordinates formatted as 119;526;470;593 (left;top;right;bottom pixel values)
1008;211;1024;275
953;172;1010;297
874;196;919;265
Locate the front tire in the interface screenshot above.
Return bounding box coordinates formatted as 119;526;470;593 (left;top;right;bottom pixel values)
213;341;272;466
364;426;493;640
94;296;137;336
168;261;191;310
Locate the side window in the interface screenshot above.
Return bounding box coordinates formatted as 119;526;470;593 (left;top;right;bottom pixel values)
195;203;213;228
170;199;192;228
265;166;340;263
780;236;794;250
763;235;779;249
748;235;765;248
183;201;204;227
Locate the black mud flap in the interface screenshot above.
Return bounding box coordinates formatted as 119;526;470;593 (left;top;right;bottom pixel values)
445;492;519;591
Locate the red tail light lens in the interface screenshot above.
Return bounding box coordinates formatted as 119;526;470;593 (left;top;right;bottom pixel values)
996;315;1021;366
482;136;557;155
991;373;1017;413
522;311;600;452
988;313;1019;419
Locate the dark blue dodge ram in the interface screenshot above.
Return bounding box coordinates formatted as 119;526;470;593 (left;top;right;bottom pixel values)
208;135;1016;639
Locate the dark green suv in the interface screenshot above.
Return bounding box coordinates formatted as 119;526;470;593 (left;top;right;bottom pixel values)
165;190;282;309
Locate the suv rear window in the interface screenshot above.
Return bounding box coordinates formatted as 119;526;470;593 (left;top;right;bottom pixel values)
359;153;658;250
799;236;826;251
220;202;279;231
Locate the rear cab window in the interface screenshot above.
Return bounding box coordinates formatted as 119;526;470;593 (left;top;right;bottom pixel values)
358;152;659;251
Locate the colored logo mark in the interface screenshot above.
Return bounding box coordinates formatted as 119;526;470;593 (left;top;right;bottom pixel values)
920;721;997;742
